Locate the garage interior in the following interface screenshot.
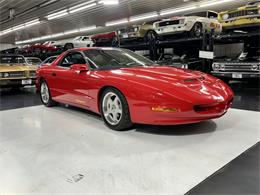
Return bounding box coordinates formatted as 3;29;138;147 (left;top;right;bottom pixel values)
0;0;260;194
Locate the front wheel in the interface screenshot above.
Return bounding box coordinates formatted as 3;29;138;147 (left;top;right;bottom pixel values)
40;80;57;107
100;88;133;131
190;23;203;38
145;31;157;43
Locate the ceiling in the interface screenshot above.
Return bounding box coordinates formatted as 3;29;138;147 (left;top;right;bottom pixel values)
0;0;249;44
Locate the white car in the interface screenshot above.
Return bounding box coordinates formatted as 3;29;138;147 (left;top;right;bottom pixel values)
154;11;222;38
53;36;94;50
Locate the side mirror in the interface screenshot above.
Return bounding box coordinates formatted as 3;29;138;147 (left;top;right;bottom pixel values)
71;64;89;74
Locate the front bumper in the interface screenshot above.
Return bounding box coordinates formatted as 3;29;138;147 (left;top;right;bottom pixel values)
131;98;233;125
211;71;260;79
155;25;189;36
0;78;36;87
119;32;143;40
221;17;260;28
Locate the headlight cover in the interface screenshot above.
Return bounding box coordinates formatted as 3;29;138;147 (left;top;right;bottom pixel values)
251;64;258;71
213;63;220;71
134;27;139;32
179;19;185;24
3;72;9;78
222;14;229;20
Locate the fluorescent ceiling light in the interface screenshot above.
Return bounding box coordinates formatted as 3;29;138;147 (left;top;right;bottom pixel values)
69;3;97;14
12;24;25;31
69;0;96;9
105;18;128;26
25;19;40;27
0;19;40;36
51;33;65;38
199;0;235;7
79;25;97;32
46;10;68;20
99;0;119;5
160;6;197;16
41;35;52;39
64;29;79;35
129;12;158;22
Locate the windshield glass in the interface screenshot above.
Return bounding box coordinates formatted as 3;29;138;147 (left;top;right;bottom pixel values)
83;49;154;69
26;58;42;65
0;56;26;65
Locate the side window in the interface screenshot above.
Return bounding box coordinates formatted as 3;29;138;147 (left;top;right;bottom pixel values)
59;52;86;68
82;37;88;41
208;12;218;19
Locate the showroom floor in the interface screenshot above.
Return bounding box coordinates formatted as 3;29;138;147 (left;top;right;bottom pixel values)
0;81;259;194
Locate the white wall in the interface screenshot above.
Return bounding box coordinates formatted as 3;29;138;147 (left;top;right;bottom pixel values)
0;43;16;51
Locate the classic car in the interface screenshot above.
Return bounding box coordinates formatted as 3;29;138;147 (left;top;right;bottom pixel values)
218;1;260;30
39;56;58;67
154;11;222;38
0;54;37;89
156;53;202;70
25;57;42;66
91;32;118;47
53;36;94;50
212;47;260;81
37;47;233;131
116;20;158;43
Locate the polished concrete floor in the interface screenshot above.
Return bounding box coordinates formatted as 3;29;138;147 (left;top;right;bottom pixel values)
0;81;259;194
0;106;259;194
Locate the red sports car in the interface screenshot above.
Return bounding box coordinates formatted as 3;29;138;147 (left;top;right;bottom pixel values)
36;48;233;130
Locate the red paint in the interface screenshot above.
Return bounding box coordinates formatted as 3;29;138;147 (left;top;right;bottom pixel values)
36;48;233;125
91;32;116;41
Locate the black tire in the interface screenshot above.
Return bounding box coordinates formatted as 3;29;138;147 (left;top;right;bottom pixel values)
40;80;57;107
145;30;157;42
190;22;203;38
100;87;133;131
64;43;74;50
221;78;230;84
10;86;21;91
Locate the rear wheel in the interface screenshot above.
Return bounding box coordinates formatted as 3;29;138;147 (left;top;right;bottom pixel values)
100;88;133;131
145;31;157;42
64;43;74;50
190;23;203;38
40;80;57;107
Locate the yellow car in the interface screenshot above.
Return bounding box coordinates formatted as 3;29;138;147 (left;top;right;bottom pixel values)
116;20;158;42
218;1;260;29
0;55;37;89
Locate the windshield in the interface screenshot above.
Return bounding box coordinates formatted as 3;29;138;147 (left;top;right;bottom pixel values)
83;49;154;69
26;58;42;65
0;56;26;65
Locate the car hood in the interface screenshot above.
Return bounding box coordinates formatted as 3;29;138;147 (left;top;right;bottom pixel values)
0;64;38;72
97;66;230;104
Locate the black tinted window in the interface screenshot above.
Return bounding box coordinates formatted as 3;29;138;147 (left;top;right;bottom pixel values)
60;52;86;68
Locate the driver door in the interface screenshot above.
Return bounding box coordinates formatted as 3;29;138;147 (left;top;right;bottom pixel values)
53;51;90;108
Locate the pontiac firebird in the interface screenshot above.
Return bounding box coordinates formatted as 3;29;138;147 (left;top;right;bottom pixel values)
36;47;233;130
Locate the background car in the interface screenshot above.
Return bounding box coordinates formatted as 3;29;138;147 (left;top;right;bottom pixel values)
25;57;42;66
37;47;233;131
53;36;94;50
0;54;37;89
212;47;260;81
39;56;58;67
117;20;158;43
91;32;118;47
154;11;222;38
218;1;260;30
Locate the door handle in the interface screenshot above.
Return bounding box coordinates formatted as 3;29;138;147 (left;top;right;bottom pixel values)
51;72;56;76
